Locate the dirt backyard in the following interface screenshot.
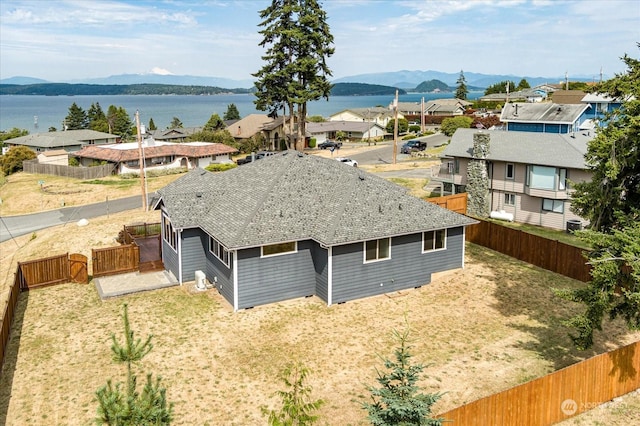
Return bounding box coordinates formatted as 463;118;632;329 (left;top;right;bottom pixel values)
0;146;639;425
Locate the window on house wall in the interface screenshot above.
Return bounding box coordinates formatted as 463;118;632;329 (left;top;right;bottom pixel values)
542;199;564;213
423;229;446;252
504;193;516;206
527;165;557;190
559;168;567;190
506;163;515;179
162;215;177;251
364;238;390;262
209;236;230;267
262;241;297;257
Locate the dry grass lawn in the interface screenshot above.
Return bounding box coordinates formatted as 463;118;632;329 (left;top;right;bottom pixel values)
1;148;639;425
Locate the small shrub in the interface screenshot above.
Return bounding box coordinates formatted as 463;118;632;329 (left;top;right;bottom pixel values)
309;138;317;149
205;163;237;173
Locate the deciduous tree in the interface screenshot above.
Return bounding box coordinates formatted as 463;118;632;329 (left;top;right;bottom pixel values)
169;117;183;129
440;116;473;136
0;145;36;175
204;113;225;131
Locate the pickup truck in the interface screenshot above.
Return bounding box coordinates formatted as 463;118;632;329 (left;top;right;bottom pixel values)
236;151;277;165
400;140;427;154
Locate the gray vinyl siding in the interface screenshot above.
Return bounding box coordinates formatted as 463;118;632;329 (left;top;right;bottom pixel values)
180;228;207;283
311;242;329;303
331;227;464;304
205;246;234;307
162;239;179;283
236;240;316;309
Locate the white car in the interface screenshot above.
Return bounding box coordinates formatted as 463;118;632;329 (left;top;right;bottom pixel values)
335;157;358;167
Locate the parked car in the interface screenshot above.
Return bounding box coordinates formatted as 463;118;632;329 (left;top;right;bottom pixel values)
335;157;358;167
236;151;277;165
400;139;427;154
318;140;342;150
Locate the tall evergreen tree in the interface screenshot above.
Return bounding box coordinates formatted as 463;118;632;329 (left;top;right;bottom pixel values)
555;48;640;349
107;105;134;140
516;78;531;90
148;118;157;131
253;0;334;151
223;103;241;121
570;49;640;232
95;304;173;425
360;328;444;426
88;102;108;132
455;70;468;100
64;102;89;130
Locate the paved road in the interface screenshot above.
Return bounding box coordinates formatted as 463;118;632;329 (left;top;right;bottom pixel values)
0;194;151;243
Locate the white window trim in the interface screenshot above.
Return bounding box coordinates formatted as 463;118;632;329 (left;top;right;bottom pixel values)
506;163;515;180
261;241;298;258
363;238;391;264
209;236;230;267
162;214;178;253
422;229;447;253
504;193;516;206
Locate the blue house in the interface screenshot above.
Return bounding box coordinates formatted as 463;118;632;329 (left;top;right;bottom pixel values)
154;152;476;310
500;102;590;134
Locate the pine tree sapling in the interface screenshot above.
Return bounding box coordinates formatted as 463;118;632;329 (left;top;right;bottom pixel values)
361;328;444;426
95;303;173;425
262;361;324;425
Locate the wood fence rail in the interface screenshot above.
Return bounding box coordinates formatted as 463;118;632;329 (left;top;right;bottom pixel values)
0;281;20;375
438;340;640;425
427;192;468;215
92;245;139;278
465;219;591;282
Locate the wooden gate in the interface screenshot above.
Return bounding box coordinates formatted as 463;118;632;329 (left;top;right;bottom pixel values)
69;253;88;284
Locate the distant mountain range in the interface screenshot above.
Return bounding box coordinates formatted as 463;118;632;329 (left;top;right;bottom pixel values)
0;69;594;90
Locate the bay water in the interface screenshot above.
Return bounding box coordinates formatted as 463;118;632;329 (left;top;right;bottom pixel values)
0;92;482;134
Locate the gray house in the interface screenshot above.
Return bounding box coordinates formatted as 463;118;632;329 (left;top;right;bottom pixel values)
155;152;476;310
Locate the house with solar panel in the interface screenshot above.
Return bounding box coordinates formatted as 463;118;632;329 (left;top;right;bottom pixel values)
154;152;477;310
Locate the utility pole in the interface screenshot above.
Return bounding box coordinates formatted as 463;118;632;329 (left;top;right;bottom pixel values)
421;97;425;134
393;90;398;164
135;110;147;211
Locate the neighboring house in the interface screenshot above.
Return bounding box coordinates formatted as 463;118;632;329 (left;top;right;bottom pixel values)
434;128;591;230
423;98;472;116
260;116;288;150
154;152;476;311
329;107;401;128
581;93;623;122
550;90;587;105
3;129;118;153
37;149;68;165
307;121;386;143
500;102;590;133
149;127;203;143
228;114;274;140
479;89;547;103
72;140;238;174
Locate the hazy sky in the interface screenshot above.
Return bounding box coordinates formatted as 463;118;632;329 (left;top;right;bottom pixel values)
1;0;638;82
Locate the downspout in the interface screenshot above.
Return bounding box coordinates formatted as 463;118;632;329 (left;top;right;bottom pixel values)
327;246;333;306
178;229;183;285
233;251;238;312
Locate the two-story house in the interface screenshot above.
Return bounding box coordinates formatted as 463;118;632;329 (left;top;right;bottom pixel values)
500;102;590;134
435;128;592;230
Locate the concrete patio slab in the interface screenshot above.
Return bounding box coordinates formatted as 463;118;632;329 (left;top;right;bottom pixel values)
94;270;179;299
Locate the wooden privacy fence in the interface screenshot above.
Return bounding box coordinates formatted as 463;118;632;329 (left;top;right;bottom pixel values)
0;281;21;375
465;219;591;282
427;192;468;214
92;244;139;278
438;340;640;425
14;253;88;291
23;159;114;179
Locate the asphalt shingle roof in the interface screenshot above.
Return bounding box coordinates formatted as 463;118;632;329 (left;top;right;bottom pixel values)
444;128;591;169
158;152;476;250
